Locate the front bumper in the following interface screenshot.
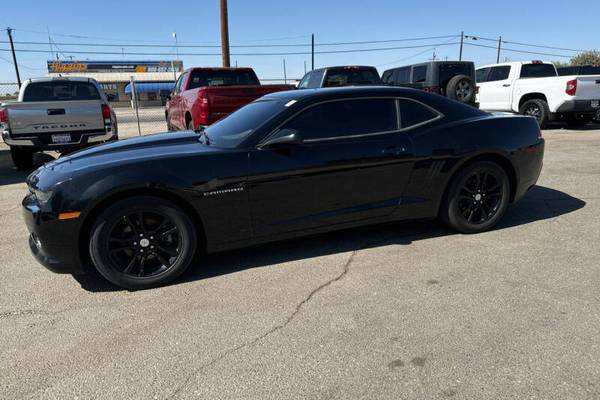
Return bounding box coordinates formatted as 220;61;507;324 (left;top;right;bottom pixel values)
555;100;600;114
22;194;85;274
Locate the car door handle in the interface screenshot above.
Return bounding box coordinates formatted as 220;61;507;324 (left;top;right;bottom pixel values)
382;146;407;157
502;84;511;87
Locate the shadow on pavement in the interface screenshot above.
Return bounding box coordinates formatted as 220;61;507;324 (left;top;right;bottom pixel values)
0;149;55;186
74;185;586;292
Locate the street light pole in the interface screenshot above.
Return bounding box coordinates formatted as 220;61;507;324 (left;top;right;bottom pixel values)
220;0;231;67
6;27;21;88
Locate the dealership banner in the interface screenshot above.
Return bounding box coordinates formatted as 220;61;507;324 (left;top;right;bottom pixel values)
47;60;184;74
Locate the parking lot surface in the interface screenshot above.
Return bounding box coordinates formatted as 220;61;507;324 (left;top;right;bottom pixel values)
0;126;599;399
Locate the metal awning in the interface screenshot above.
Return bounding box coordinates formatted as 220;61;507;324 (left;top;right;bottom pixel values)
124;82;175;94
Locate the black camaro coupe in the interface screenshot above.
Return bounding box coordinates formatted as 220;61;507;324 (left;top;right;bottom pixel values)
23;87;544;289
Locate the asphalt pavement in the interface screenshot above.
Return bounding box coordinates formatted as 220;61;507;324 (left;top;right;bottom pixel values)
0;125;599;399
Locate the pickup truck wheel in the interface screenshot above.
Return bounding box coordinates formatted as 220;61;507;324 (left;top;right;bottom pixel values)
519;99;549;128
10;147;35;170
446;74;475;104
441;161;510;234
89;196;197;290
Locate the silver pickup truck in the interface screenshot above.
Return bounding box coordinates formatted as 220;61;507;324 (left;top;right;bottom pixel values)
0;77;118;169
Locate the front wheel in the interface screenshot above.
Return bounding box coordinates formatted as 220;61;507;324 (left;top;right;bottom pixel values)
89;196;197;289
441;161;510;233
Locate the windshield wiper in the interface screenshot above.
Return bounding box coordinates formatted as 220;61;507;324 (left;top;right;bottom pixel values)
194;126;211;145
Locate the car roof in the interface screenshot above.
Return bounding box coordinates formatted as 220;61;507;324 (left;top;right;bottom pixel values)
312;65;378;72
262;85;435;102
27;76;97;83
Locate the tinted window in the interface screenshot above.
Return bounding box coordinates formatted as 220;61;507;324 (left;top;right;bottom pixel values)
282;99;396;140
323;68;381;87
187;69;260;89
579;65;600;75
439;63;473;86
476;68;490;83
381;70;394;84
412;65;428;83
557;66;578;76
297;73;311;89
487;66;511;81
398;99;439;128
520;64;557;78
23;81;100;102
308;70;325;88
394;67;411;84
204;99;284;148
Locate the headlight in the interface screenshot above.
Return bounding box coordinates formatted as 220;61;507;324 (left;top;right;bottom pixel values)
33;188;53;204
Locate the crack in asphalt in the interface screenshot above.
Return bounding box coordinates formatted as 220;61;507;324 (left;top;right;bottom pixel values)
167;249;359;399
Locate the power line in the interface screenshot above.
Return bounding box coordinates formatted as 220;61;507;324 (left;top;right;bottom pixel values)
0;34;460;49
464;42;571;58
0;42;462;57
464;34;586;53
376;37;459;67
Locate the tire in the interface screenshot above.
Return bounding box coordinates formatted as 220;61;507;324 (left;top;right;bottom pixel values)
10;146;35;170
89;196;197;290
519;99;549;128
446;74;476;104
441;161;510;234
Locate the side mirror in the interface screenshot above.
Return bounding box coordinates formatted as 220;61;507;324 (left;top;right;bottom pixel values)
261;129;302;148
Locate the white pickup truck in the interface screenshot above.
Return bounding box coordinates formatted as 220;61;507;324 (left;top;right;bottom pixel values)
0;77;118;169
476;61;600;127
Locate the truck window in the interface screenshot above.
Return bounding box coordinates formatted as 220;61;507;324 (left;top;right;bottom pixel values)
579;65;600;75
487;66;511;82
297;73;311;89
23;81;100;102
412;65;428;83
520;64;557;78
323;68;381;87
476;68;490;83
187;69;260;89
308;70;325;88
394;67;411;83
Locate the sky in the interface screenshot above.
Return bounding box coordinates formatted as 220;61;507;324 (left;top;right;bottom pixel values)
1;0;599;83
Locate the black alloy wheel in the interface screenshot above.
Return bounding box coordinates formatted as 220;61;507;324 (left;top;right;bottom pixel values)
442;161;510;233
519;99;549;128
90;196;197;289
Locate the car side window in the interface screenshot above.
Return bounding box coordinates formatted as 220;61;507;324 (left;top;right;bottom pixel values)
412;66;428;83
395;67;411;83
476;68;490;83
398;99;440;129
297;73;311;89
281;99;397;141
487;66;511;82
307;70;325;88
177;72;188;92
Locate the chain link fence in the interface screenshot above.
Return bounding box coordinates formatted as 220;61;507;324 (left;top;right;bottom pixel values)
0;83;20;103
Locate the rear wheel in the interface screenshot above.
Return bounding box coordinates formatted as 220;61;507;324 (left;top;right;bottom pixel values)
89;196;197;289
441;161;510;233
10;146;35;170
519;99;549;128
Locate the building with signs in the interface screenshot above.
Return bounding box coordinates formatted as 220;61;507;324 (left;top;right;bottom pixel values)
47;60;183;107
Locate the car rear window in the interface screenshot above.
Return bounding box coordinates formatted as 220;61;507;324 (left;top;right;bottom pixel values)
323;68;382;87
439;63;474;87
23;81;100;102
520;64;557;78
187;69;260;89
398;99;440;128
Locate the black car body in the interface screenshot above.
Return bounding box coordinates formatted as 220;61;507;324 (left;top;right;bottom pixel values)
297;66;382;89
23;87;544;289
382;61;477;106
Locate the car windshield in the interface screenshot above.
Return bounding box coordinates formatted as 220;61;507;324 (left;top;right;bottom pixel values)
187;69;260;89
204;99;285;148
323;68;382;87
23;81;100;101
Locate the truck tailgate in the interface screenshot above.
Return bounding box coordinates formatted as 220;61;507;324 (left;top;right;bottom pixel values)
574;75;600;99
6;100;105;136
205;84;293;123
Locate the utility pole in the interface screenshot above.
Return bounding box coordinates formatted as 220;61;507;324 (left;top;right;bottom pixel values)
283;59;287;84
496;36;502;63
459;31;464;61
6;28;21;87
220;0;231;67
311;33;315;70
304;60;307;74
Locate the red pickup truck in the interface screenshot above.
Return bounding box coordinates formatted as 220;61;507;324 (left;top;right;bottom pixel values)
165;67;293;130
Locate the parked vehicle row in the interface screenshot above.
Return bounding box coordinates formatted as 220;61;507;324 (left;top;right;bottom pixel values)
0;77;118;169
23;86;544;289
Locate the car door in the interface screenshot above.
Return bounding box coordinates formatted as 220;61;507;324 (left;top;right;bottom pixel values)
476;65;512;110
247;97;415;237
168;72;187;130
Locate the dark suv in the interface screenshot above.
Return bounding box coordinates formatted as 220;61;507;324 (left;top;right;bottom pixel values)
382;61;477;106
297;66;382;89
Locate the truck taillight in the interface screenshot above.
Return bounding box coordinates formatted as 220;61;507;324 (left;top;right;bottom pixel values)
197;91;210;126
0;107;7;125
565;79;577;96
101;103;112;120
